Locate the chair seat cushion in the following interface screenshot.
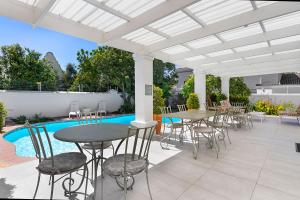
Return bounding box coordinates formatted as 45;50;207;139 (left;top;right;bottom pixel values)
172;123;184;128
193;126;213;133
103;154;147;176
82;141;112;150
209;122;230;128
38;152;87;174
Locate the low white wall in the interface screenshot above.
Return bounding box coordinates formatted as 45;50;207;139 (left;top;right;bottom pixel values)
250;94;300;106
0;90;123;118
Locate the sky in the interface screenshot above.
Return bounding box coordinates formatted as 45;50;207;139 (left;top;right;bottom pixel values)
0;16;98;70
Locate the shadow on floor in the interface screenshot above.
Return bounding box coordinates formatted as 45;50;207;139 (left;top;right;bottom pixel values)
0;178;15;198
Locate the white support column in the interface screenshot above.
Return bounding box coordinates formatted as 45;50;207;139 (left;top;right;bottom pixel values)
194;69;206;111
132;54;154;125
221;76;230;99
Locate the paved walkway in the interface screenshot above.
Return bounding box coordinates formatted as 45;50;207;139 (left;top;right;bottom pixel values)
1;118;300;200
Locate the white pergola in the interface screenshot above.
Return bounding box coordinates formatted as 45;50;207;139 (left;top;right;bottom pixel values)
1;0;300;125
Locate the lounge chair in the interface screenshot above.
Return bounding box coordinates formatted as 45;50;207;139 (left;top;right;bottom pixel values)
278;105;300;125
68;101;81;118
96;101;107;116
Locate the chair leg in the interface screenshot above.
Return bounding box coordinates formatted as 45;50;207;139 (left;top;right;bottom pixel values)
112;144;115;156
226;128;231;144
33;172;41;199
145;168;153;200
84;165;89;200
213;133;219;158
50;175;54;200
124;174;128;200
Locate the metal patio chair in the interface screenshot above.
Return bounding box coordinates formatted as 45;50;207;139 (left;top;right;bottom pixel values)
177;104;187;112
192;109;224;158
25;121;88;200
78;112;114;179
160;106;185;149
103;121;157;200
207;108;232;147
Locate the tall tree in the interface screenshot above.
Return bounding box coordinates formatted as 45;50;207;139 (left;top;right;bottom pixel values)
181;74;221;99
71;47;135;112
230;77;251;97
63;63;77;89
0;44;57;90
153;59;178;100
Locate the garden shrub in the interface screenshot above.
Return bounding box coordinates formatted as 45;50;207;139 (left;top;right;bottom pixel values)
186;93;200;110
253;100;284;115
230;96;249;105
12;114;52;124
216;93;227;103
282;101;296;112
153;86;165;114
0;102;7;132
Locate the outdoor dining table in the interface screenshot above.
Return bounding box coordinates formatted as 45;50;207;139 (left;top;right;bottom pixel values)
161;110;216;159
54;123;129;200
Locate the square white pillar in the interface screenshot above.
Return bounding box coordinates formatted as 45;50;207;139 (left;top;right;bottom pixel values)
194;69;206;111
132;54;154;125
221;77;230;99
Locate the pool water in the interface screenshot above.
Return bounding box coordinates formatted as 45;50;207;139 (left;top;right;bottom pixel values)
4;115;178;157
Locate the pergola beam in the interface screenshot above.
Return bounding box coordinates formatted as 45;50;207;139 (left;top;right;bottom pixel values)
212;58;300;77
225;65;300;77
103;0;199;42
83;0;131;21
167;25;300;61
0;0;147;54
33;0;56;27
175;41;300;68
147;2;300;52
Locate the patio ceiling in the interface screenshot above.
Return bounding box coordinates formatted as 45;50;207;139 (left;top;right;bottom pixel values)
1;0;300;77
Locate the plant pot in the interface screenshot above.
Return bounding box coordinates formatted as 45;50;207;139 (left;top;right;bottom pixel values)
153;114;162;135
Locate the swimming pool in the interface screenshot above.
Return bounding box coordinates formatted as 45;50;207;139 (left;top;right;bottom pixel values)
4;115;179;157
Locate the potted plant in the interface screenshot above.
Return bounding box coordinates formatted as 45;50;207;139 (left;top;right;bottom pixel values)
186;93;200;111
153;86;165;134
0;102;7;133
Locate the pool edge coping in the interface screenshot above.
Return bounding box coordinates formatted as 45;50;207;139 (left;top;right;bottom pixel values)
1;113;134;168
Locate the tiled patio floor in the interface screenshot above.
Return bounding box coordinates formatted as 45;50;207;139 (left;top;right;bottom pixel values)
1;118;300;200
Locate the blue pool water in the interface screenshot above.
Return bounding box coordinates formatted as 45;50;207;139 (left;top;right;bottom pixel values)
4;115;178;157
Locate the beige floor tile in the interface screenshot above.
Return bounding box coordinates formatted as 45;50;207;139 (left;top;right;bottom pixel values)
213;158;261;181
157;157;209;184
178;184;229;200
258;169;300;197
196;170;256;200
251;184;300;200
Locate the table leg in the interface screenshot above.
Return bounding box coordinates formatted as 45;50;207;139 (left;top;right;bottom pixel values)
90;142;98;200
186;122;198;159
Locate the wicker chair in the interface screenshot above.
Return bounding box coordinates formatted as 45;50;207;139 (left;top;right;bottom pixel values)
103;122;157;200
25;121;88;200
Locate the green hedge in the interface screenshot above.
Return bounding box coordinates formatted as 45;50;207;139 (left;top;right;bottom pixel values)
0;102;7;132
230;96;249;105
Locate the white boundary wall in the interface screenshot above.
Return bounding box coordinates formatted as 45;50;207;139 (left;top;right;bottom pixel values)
0;90;123;118
250;94;300;106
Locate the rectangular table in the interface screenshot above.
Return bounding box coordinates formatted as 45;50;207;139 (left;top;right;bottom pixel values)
162;110;216;159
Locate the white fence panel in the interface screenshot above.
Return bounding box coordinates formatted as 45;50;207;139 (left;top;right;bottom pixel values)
0;90;123;118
